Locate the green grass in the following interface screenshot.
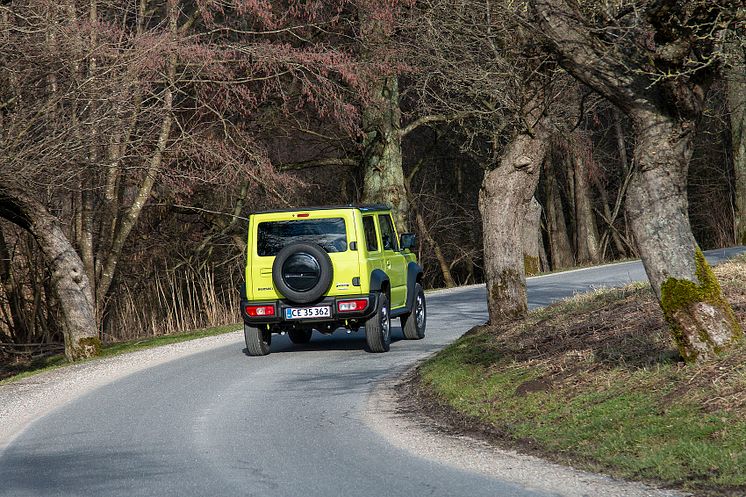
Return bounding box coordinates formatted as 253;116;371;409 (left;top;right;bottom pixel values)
419;281;746;492
0;323;241;385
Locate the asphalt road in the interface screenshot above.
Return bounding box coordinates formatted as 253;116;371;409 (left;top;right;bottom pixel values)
1;247;743;497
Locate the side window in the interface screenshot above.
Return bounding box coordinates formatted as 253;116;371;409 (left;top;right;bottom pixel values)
362;216;378;252
378;214;399;251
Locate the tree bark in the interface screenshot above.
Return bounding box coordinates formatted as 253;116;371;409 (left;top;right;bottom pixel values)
358;7;409;232
0;186;99;361
726;41;746;244
522;197;543;276
573;151;601;264
479;125;548;323
360;75;409;232
626;110;743;362
532;0;743;363
544;157;574;269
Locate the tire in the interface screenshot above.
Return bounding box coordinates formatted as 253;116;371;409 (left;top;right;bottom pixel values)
401;283;426;340
272;242;333;304
288;329;313;344
245;324;271;356
365;293;391;353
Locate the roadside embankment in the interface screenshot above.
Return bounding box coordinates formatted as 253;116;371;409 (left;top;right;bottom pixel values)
411;255;746;496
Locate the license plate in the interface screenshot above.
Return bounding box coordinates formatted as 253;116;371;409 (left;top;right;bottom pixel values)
285;306;331;320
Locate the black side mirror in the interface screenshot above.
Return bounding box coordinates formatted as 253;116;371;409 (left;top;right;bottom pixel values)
400;233;417;251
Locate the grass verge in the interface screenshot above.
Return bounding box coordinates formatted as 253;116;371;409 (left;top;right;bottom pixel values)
414;255;746;496
0;323;240;385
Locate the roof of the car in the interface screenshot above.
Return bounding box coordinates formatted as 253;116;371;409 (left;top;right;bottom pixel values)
250;204;391;215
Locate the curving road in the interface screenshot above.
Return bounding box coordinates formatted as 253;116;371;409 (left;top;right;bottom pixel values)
1;247;743;497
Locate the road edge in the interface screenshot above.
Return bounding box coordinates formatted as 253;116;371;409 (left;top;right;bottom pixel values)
0;330;243;455
361;366;688;497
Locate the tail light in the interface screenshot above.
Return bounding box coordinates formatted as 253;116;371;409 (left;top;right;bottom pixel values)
245;304;275;317
337;299;368;313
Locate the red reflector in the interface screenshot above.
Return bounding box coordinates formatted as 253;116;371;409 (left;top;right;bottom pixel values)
297;213;310;218
245;305;275;317
337;299;368;312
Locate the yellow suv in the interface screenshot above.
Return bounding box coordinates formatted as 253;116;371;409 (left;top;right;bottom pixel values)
240;205;426;355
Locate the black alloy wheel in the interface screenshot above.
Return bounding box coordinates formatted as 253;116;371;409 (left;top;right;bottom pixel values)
401;283;426;340
365;293;391;353
245;324;271;356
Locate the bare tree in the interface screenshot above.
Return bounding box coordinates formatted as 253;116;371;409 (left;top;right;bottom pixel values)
0;186;98;361
400;0;578;322
531;0;743;362
0;0;368;358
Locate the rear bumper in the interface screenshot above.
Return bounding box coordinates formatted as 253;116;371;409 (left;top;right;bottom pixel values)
241;294;378;327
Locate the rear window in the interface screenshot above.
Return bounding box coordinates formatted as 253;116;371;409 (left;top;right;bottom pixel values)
256;218;347;256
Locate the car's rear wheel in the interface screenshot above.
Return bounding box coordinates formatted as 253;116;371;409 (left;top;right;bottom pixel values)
289;329;313;344
401;283;426;340
365;293;391;353
245;324;271;356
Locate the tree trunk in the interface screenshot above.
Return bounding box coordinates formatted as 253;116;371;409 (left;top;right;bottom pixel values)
479;128;547;323
522;197;543;276
726;43;746;244
531;0;742;363
358;7;408;231
360;75;409;231
544;158;574;269
0;186;99;361
626;110;742;362
414;208;456;288
573;152;601;264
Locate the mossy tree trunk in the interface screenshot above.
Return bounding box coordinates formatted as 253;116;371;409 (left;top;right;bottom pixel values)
479;125;548;323
626;110;743;362
0;185;100;361
532;0;743;363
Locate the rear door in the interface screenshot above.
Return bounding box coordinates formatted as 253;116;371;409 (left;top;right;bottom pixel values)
248;211;359;301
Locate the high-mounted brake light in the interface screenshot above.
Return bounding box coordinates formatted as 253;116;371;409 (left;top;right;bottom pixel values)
245;305;275;317
337;299;368;313
297;213;310;218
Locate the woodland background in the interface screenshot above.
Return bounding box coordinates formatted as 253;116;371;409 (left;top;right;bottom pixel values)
0;0;744;362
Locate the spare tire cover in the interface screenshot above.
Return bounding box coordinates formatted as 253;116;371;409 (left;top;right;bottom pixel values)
272;242;333;304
